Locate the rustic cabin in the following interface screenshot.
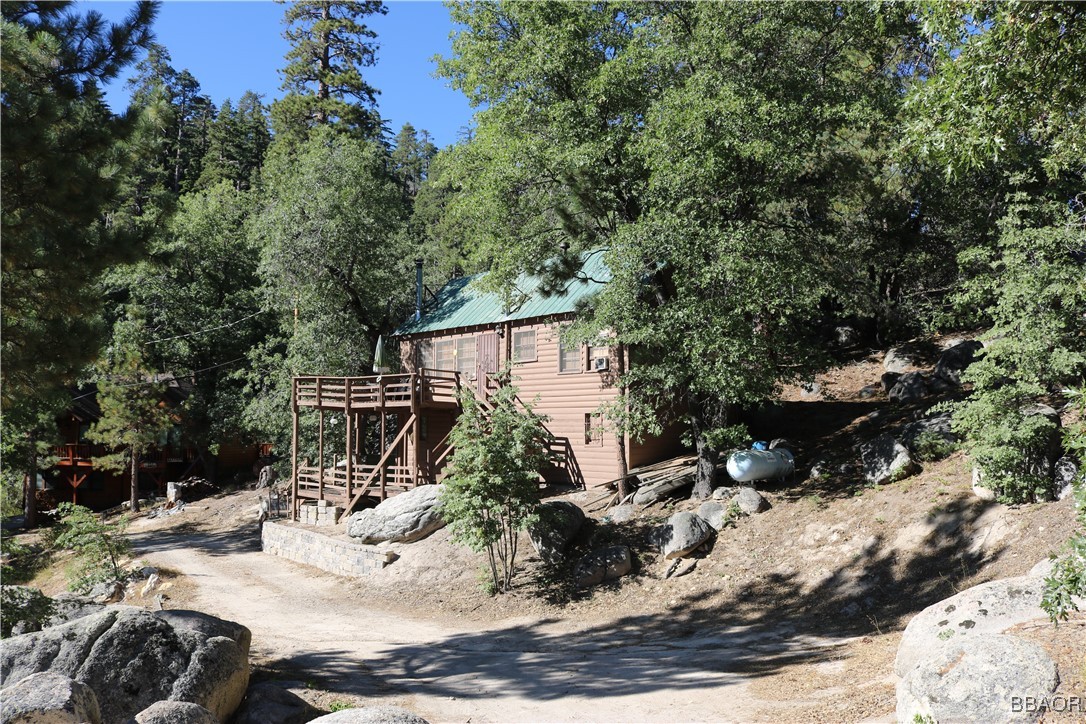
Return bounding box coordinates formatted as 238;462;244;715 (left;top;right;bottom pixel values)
290;252;688;520
46;383;261;510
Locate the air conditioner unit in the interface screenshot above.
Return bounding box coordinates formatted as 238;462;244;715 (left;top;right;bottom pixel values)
592;356;610;372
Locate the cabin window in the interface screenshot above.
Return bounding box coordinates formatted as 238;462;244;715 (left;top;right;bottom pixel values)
558;336;582;374
434;340;455;371
512;330;537;363
416;340;434;369
584;413;604;446
455;337;476;377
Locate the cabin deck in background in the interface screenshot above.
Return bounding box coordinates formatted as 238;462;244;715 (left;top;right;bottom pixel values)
289;370;459;519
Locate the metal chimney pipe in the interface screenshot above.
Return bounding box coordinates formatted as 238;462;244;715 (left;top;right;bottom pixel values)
414;258;424;322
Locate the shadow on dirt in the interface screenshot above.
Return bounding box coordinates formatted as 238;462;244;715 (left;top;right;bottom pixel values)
253;495;1002;704
129;521;263;558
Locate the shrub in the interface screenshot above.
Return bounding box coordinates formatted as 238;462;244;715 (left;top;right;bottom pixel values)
439;372;552;593
1042;388;1086;623
913;430;958;462
0;585;55;638
52;503;131;593
952;384;1060;502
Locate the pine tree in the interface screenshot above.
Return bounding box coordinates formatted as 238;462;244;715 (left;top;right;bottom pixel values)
391;122;437;199
1;1;156;409
272;0;386;140
1;1;157;525
126;43;216;195
87;321;173;513
196;92;271;191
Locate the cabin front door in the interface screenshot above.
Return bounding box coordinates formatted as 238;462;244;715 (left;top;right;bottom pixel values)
476;332;499;399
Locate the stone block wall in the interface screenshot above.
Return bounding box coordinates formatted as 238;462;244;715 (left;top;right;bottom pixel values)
261;522;394;577
297;500;343;526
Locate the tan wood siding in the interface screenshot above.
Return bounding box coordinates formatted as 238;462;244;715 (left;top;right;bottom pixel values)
398;318;688;488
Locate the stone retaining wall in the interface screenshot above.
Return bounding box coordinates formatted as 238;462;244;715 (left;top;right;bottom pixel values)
261;522;394;577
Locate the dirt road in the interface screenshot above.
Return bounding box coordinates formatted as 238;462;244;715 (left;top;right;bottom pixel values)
128;514;850;723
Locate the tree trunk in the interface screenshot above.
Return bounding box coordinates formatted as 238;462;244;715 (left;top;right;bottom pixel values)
615;344;630;500
689;402;720;500
198;444;218;484
130;447;140;513
23;431;38;528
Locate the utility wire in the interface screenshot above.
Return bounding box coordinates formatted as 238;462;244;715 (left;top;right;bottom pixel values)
71;356;252;401
143;309;267;345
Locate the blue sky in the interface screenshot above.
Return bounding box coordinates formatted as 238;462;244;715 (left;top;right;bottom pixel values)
83;1;474;148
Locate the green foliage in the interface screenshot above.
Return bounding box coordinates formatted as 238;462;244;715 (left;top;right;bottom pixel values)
431;2;923;498
273;0;386;140
196;92;271;192
439;374;552;593
1;1;156;411
0;585;55;638
328;702;354;713
907;4;1086;505
87;320;174;510
104;181;270;473
52;503;132;593
1042;389;1086;623
246;127;409;450
913;431;958;463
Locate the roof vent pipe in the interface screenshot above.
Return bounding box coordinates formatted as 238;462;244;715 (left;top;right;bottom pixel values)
415;258;424;322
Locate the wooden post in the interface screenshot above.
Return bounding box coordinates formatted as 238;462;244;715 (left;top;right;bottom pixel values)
344;378;352;503
317;406;324;503
291;377;299;521
411;373;421;486
379;411;386;497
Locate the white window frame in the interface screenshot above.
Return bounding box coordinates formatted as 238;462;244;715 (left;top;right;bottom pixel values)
512;329;537;363
558;332;582;374
455;337;476;377
435;340;455;371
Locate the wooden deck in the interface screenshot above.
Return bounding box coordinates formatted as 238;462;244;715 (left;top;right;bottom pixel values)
294;370;460;412
290;370;461;519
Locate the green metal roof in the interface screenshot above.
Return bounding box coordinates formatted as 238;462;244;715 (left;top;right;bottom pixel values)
394;251;610;336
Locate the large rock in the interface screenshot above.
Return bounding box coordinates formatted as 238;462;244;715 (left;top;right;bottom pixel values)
887;371;928;404
899;411;956;452
656;512;714;559
573;546;632;587
308;706;429;723
933;339;983;385
0;672;102;723
0;607;250;723
732;487;769;515
860;434;918;485
234;681;320;724
1055;456;1079;500
134;701;218;724
894;575;1053;677
884;346;923;373
696;501;732;531
346;484;445;544
527;500;586;564
896;634;1058;724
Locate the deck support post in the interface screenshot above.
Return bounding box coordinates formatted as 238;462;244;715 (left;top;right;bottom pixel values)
411;372;422;486
291;377;299;521
317;406;324;504
379;410;386;499
344;381;353;503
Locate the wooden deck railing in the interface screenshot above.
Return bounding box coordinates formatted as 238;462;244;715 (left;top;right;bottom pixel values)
50;443;195;467
294;370;460;411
